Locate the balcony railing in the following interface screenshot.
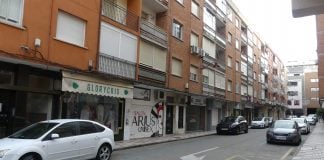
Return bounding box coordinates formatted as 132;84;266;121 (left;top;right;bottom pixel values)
138;64;166;86
215;32;226;49
140;19;168;48
102;0;139;32
99;54;136;79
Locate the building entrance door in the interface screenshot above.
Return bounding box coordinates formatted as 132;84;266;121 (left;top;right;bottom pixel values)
166;105;173;134
0;89;14;138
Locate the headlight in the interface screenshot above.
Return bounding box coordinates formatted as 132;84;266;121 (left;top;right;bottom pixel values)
288;132;297;137
0;149;10;158
267;131;274;136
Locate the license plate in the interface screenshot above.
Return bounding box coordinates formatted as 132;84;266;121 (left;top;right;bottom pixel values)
221;128;228;131
276;136;286;140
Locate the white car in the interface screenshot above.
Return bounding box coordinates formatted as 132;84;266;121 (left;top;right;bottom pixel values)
292;118;310;134
251;117;269;128
0;119;115;160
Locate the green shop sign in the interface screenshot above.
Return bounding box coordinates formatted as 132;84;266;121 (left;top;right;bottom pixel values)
63;77;133;98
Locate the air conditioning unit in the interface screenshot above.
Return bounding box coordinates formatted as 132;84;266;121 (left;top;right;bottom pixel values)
190;46;200;55
154;90;165;101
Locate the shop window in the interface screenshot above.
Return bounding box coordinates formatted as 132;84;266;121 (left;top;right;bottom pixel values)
29;75;53;90
178;106;184;129
0;70;14;85
63;94;121;134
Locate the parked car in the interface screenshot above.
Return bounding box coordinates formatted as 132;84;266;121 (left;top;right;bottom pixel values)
292;118;310;134
306;117;316;125
216;116;248;135
266;120;302;145
308;114;318;123
0;119;115;160
251;117;269;128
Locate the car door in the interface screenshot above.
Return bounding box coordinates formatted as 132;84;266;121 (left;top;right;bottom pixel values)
238;116;245;131
77;121;101;159
44;122;80;160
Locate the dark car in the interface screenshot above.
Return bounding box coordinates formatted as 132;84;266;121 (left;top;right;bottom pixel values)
266;120;302;145
216;116;248;135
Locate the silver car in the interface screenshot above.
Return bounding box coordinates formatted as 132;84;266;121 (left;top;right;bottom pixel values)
266;120;302;145
292;118;310;134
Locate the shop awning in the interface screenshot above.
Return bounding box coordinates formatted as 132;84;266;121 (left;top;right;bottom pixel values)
62;71;133;99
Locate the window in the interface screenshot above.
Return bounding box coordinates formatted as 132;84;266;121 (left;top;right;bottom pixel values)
254;72;256;79
235;39;240;49
311;88;319;92
215;74;226;90
227;56;232;67
287;81;298;86
177;0;184;4
202;37;216;58
294;100;300;105
241;84;247;96
236;82;240;94
190;65;198;81
191;1;199;17
203;75;209;84
203;69;215;86
227;8;233;21
236;61;239;71
52;122;77;138
0;0;24;25
287;100;292;105
139;40;167;72
172;20;183;40
287;91;298;96
190;33;199;47
172;58;182;77
227;80;232;92
56;11;86;47
311;97;319;101
203;8;215;30
311;79;319;83
294;74;300;76
228;32;232;43
178;106;184;128
79;122;98;135
235;18;240;28
134;87;150;101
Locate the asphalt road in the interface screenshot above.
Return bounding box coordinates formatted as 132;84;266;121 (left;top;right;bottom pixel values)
111;126;314;160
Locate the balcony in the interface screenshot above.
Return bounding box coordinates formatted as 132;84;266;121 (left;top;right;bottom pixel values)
99;54;136;79
138;64;166;86
140;19;168;48
102;0;139;32
142;0;168;13
215;32;226;49
203;24;216;40
202;51;216;65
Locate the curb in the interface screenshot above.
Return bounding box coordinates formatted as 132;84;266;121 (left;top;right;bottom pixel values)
115;133;216;151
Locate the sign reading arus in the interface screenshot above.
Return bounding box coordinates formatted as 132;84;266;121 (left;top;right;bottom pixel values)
62;77;133;99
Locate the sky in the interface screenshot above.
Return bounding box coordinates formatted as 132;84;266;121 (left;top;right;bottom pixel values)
232;0;317;64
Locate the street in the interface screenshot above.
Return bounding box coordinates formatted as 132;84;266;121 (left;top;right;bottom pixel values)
111;127;314;160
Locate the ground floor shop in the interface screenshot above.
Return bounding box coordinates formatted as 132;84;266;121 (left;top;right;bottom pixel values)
0;62;61;138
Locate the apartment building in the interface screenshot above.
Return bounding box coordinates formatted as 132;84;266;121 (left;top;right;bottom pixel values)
0;0;287;140
286;61;319;116
317;15;324;109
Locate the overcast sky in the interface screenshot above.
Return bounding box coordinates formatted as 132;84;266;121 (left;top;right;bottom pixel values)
232;0;317;64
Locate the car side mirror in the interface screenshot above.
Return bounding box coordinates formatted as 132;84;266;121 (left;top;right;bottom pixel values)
51;133;60;140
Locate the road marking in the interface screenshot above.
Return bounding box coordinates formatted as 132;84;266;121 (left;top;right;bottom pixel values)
180;147;219;160
280;147;294;160
225;155;250;160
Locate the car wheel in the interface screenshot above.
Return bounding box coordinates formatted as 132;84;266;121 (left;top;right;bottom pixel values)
267;139;272;144
236;128;240;135
20;153;41;160
244;127;248;133
295;138;301;146
96;144;112;160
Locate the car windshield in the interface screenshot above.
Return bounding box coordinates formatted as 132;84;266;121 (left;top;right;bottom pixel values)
222;117;236;123
293;118;305;123
253;117;263;121
8;122;59;139
273;121;294;129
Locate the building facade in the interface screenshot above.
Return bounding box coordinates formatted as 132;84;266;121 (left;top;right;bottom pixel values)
0;0;287;140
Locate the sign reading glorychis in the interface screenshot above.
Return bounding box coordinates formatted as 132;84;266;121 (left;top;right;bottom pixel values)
62;77;133;98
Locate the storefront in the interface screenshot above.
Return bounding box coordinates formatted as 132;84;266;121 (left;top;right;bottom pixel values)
186;96;206;132
126;86;165;140
206;98;222;131
61;71;133;141
0;62;61;138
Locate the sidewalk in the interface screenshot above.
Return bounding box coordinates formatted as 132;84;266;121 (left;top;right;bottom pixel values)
115;131;216;150
293;122;324;160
